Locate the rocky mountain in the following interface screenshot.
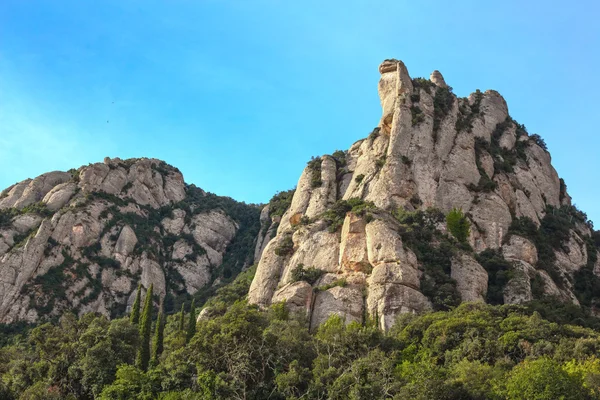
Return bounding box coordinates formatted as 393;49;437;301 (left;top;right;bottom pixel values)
248;59;600;330
0;157;260;323
2;59;599;331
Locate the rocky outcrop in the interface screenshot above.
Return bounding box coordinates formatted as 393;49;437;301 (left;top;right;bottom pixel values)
451;254;488;302
0;158;260;323
248;58;599;330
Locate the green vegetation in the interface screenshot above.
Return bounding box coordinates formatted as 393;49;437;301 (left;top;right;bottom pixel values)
446;207;470;244
307;157;323;188
130;284;142;324
151;308;164;367
411;77;437;94
136;284;153;371
0;202;53;229
509;205;595;294
322;198;376;233
354;173;364;183
289;264;324;285
393;208;462;310
433;85;455;136
455;89;484;132
476;249;514;304
275;234;295;257
2;301;600;399
410;105;425;126
186;299;196;343
267;189;295;218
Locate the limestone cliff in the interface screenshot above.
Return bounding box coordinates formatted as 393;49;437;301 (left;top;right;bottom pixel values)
248;59;600;330
0;157;260;323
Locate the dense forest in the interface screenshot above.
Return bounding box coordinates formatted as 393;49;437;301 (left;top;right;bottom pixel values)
1;265;600;400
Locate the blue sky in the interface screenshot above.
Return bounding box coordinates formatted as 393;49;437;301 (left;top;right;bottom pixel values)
1;1;599;225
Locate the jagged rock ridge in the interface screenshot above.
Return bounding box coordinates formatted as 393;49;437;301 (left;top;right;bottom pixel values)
0;157;260;323
249;59;600;330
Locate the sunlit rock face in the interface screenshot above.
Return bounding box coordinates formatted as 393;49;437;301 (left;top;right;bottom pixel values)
249;59;596;330
0;157;257;323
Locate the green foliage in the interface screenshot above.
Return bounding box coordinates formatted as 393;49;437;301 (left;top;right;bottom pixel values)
314;278;347;292
322;198;376;233
130;284;142;325
267;189;295;218
136;284;153;371
529;134;548;151
178;305;185;332
274;233;294;256
433;85;455;136
354;173;364;183
504;358;585;399
411;77;437;94
455;89;484;132
446;207;470;244
410;105;425;126
0;202;53;229
152;309;165;366
3;301;600;399
307;156;323;188
476;249;513;304
186;300;196;343
289;264;324;285
394;208;462;310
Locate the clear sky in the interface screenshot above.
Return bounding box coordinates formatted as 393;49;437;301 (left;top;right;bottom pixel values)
1;1;599;225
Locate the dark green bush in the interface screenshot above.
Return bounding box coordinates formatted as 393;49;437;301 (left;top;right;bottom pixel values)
446;208;470;244
289;264;324;285
476;249;513;304
274;234;294;257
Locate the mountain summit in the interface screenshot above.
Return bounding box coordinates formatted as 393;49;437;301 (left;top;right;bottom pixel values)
248;59;599;330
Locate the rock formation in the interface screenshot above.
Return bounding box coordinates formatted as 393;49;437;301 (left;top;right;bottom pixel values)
249;59;600;330
0;158;260;323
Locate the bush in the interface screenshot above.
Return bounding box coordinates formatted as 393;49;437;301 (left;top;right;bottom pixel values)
446;208;470;244
476;249;513;304
322;198;376;233
274;234;294;257
433;86;454;135
307;157;323;188
410;106;425;126
354;174;364;184
290;264;324;285
530;134;548;151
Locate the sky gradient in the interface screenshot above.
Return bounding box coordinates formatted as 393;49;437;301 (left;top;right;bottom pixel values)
1;1;599;225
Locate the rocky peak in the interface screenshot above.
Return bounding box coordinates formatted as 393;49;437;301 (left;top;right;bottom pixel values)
248;59;600;330
0;157;261;323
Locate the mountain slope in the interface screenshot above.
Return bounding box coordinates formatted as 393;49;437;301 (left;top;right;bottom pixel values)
0;157;260;323
248;59;600;330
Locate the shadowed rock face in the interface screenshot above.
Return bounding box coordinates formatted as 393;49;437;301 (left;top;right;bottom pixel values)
248;59;599;330
0;157;259;323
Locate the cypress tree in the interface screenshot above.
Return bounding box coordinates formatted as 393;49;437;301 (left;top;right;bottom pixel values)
130;284;142;324
178;303;185;331
136;284;153;371
186;299;196;343
151;306;164;367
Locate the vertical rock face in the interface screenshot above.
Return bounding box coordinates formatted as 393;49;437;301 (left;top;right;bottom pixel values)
0;158;260;323
248;58;600;329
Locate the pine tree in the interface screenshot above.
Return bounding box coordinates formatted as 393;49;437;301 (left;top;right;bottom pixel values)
136;284;153;371
186;299;196;343
151;306;164;367
178;303;185;331
129;284;142;324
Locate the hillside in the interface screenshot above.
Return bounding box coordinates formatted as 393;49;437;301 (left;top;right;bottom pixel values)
0;157;260;323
